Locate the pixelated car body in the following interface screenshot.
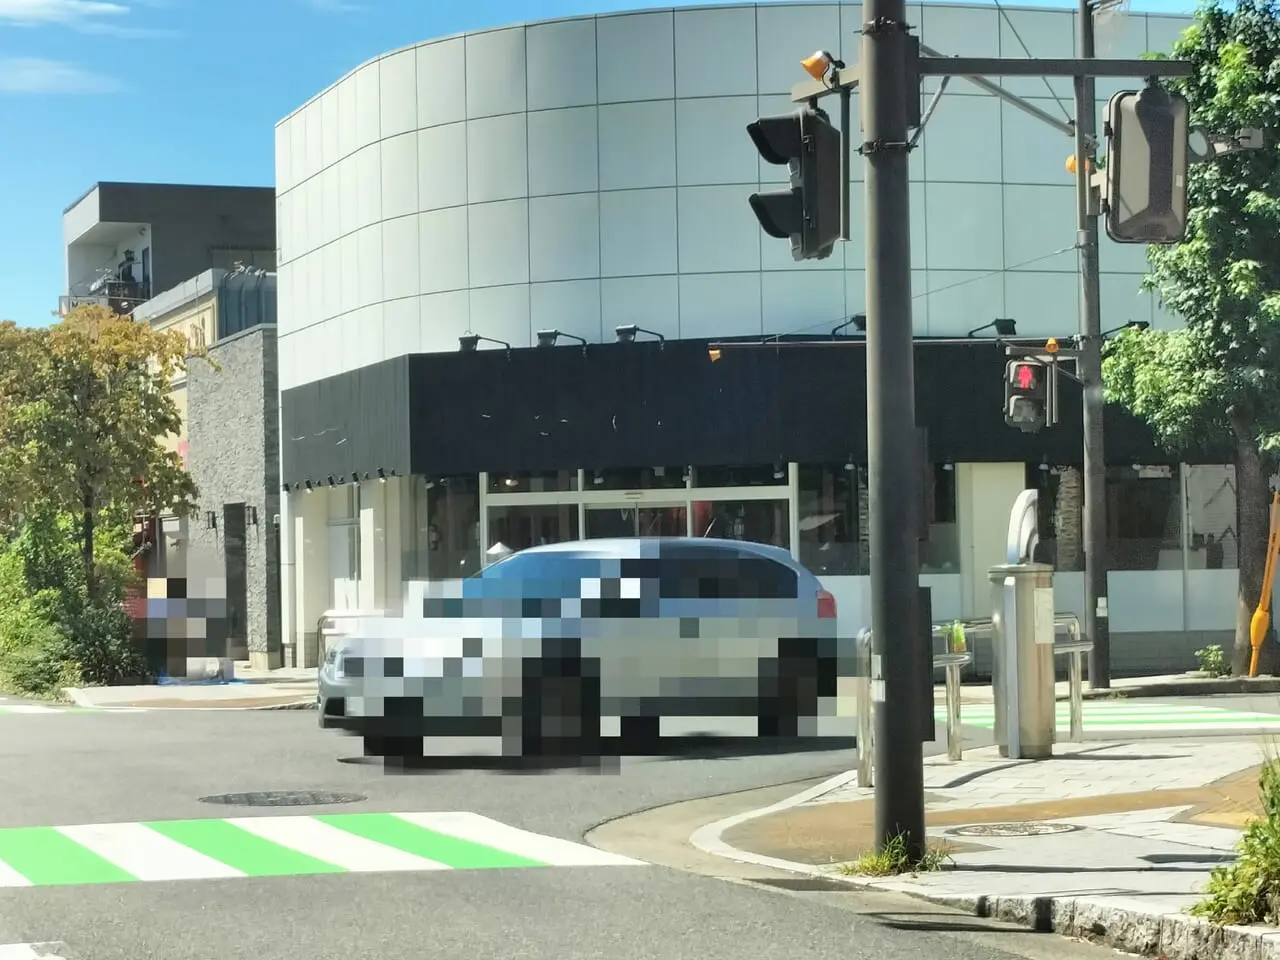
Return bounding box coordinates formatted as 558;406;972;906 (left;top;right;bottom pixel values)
318;537;852;756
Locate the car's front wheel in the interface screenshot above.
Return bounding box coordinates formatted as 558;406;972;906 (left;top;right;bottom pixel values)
520;639;601;758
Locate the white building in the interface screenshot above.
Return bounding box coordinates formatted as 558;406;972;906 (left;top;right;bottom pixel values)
273;1;1237;676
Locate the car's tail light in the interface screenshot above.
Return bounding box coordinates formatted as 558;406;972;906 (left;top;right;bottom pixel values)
817;589;837;619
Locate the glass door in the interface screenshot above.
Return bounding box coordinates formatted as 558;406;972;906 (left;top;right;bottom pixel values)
585;504;688;539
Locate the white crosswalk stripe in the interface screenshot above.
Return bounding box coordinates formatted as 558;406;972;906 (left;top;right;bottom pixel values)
0;944;70;960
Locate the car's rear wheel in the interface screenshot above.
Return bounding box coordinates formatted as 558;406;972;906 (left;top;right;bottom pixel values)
520;639;601;758
619;714;662;755
758;639;823;739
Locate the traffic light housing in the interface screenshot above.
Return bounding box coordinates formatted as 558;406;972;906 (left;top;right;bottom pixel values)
1104;84;1190;244
747;108;842;261
1005;359;1046;433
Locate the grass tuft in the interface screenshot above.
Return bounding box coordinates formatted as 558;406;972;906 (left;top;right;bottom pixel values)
838;832;955;877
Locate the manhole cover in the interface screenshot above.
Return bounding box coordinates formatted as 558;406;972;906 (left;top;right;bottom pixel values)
198;790;367;807
946;822;1081;838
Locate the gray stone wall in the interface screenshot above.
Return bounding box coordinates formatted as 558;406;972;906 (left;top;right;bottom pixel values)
186;325;281;665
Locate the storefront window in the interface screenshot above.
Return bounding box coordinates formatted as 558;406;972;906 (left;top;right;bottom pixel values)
1106;465;1182;571
586;466;688;491
1186;465;1238;570
797;463;865;576
921;464;959;574
487;470;578;494
692;464;787;488
487;505;579;555
692;500;789;550
402;475;481;579
585;505;687;538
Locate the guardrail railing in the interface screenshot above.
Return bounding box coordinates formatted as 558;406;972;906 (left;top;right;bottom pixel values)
854;613;1095;787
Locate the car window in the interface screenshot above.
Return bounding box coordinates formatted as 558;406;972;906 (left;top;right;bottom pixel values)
651;546;799;600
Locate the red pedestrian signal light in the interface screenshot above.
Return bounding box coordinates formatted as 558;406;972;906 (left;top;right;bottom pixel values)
1005;359;1047;434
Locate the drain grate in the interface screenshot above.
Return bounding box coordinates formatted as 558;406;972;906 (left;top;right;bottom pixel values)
946;822;1081;839
198;790;368;807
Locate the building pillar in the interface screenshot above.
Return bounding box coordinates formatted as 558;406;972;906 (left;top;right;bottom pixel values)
294;487;330;668
956;463;1028;619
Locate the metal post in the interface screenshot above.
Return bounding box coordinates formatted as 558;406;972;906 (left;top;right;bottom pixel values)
856;629;874;787
1076;0;1112;689
945;661;963;761
841;89;853;241
862;0;927;861
1068;650;1085;741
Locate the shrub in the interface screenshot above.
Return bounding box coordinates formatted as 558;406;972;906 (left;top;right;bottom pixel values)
1196;644;1229;678
1193;758;1280;926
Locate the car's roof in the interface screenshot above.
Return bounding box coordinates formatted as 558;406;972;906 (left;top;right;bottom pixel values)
493;538;802;569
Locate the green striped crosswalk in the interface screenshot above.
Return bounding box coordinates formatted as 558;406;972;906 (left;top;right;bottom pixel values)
935;700;1280;732
0;812;645;888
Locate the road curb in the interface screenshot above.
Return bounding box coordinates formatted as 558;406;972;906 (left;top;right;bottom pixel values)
687;774;1280;960
58;687;318;712
1078;677;1280;699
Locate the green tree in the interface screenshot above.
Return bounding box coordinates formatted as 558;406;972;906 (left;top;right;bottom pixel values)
0;305;197;599
1103;0;1280;675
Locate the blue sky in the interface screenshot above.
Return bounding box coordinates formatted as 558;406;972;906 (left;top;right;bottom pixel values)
0;0;1193;328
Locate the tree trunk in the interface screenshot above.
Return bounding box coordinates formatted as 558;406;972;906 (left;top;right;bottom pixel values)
82;489;97;601
1232;425;1277;675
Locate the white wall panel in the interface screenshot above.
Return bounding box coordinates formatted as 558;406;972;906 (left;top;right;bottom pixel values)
304;100;324;183
1002;184;1076;270
527;17;597;111
601;275;679;341
381;214;420;302
417;123;467;211
596;11;674;104
356;224;383;309
599;188;677;278
531;279;601;343
468;283;530;348
378;49;418;138
998;8;1076;99
353;60;381;149
380;132;419;221
674;6;756;99
1001;98;1075;186
926;182;1004;272
276;260;296;334
420;290;471;353
841;180;926;273
289;113;308;189
528;107;598;197
278;330;299;389
417;39;466;129
924;96;1001;184
529;193;599;282
354;144;382;230
675;96;759;187
918;3;999;94
320;241;342;324
382;295;421;358
1095;13;1153;100
274;120;292;193
342;303;386;375
677;185;761;275
755;4;840;96
679;272;761;340
336;76;359;159
924;271;1005;336
419;207;469;294
338;231;360;316
1100;271;1155;329
320;89;341;169
337;155;359;237
467;199;529;288
762;270;846;337
598;101;676;191
466;28;527;119
1004;271;1078;339
467;114;528;204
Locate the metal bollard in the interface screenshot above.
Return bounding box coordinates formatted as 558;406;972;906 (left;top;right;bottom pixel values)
933;652;973;761
855;628;873;787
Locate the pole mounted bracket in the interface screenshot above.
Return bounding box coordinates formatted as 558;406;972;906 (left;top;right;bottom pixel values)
859;139;912;155
862;16;913;35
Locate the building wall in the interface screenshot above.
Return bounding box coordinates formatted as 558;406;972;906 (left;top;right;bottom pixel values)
143;294;217;463
274;1;1192;391
186;326;282;668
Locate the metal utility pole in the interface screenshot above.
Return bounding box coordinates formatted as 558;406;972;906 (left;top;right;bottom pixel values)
1075;0;1112;688
862;0;927;862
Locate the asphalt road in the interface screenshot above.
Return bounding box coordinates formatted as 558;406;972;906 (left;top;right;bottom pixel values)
0;706;1114;960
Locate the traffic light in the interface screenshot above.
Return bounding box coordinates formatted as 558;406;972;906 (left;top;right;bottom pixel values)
1005;359;1046;433
1104;84;1190;244
747;108;842;261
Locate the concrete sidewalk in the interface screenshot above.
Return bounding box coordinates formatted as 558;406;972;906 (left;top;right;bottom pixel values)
697;739;1280;960
61;662;317;710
